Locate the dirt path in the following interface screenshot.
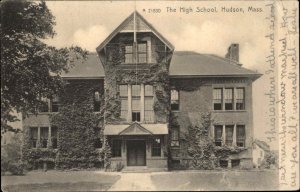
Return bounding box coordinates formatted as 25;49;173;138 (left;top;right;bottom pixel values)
108;173;156;191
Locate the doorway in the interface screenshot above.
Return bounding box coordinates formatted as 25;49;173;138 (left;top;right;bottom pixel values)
127;140;146;166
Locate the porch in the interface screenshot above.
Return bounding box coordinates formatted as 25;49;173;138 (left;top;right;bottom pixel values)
104;122;168;171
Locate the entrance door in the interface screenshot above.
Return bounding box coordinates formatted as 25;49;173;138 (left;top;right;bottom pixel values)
127;140;146;166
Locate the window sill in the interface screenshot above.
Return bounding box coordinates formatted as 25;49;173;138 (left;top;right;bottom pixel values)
212;110;247;113
149;156;166;159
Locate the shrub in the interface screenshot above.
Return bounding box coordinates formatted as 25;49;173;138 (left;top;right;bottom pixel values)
115;162;124;172
8;162;25;175
1;133;26;175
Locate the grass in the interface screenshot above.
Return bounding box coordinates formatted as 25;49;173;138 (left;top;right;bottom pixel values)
1;170;120;192
151;170;279;191
2;182;113;192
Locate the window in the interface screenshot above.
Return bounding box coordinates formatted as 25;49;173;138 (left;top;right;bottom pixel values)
119;85;128;119
132;85;141;122
171;128;179;147
138;43;147;63
40;127;49;148
152;138;161;157
94;91;101;112
51;95;60;112
236;125;246;147
224;88;233;110
30;127;38;148
236;88;245;110
124;45;133;63
213;88;222;110
112;140;122;157
232;159;240;168
225;125;234;146
51;126;58;149
219;160;228;168
214;125;223;146
39;97;49;112
144;85;154;122
171;89;179;111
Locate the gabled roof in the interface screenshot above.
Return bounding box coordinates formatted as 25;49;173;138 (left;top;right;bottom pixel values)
96;11;174;52
62;51;261;79
104;123;168;135
170;51;261;78
119;122;153;135
61;53;104;79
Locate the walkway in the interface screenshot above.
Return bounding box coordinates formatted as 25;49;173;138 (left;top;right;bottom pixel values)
108;173;156;191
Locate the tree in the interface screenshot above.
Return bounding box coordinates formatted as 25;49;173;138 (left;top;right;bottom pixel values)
1;0;87;132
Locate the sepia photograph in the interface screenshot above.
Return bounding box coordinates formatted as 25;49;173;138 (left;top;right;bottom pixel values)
1;0;299;191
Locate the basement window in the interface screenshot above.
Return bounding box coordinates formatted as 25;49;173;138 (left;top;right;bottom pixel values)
232;159;240;168
219;160;228;168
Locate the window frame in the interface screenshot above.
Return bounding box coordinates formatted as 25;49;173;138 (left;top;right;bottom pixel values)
152;138;162;157
119;85;128;120
214;125;223;146
224;88;234;111
132;85;141;122
94;91;101;112
29;127;38;148
111;139;122;157
124;44;133;64
171;128;180;147
137;42;147;63
213;87;246;111
40;127;49;148
171;89;179;111
51;95;60;113
144;85;154;122
236;88;245;110
236;125;246;147
225;125;234;146
39;97;49;113
213;88;223;110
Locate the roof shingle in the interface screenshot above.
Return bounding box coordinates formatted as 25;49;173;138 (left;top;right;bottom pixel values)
62;51;261;79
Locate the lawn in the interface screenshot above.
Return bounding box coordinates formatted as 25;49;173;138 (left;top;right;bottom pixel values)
1;170;121;192
150;170;279;191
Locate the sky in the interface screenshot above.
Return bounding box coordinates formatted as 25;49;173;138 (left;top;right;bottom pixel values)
42;0;276;149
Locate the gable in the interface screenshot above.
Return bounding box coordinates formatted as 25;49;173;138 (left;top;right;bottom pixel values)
96;11;174;52
121;15;151;32
119;122;153;135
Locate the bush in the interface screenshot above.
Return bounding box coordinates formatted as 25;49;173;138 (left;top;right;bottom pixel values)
1;133;26;175
8;162;25;175
1;159;9;175
115;162;124;172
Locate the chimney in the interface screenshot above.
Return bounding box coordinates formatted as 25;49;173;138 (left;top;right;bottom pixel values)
225;43;239;64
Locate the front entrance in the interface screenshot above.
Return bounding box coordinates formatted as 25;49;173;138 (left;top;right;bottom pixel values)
127;140;146;166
